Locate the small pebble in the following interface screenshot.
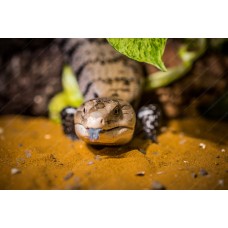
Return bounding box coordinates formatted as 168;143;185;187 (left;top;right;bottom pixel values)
0;127;4;134
11;168;21;175
44;134;51;139
88;161;94;165
191;173;198;178
199;168;208;176
18;143;23;147
218;179;224;186
221;149;226;153
156;171;164;175
216;155;220;158
25;150;32;158
199;143;206;149
183;160;189;164
152;181;166;190
64;172;74;181
136;171;145;176
66;178;81;190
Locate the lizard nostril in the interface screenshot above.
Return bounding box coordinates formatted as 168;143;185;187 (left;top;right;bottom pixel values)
100;118;104;124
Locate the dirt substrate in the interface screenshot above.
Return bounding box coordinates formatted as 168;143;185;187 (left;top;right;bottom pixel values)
0;114;228;190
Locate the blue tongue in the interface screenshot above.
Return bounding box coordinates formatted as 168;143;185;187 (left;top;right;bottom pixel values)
88;128;102;140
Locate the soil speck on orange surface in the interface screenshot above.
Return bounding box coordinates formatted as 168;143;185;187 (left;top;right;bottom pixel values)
136;171;145;176
11;168;21;175
0;115;228;190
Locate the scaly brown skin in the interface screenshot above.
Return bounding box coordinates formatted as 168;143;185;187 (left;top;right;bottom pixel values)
60;39;160;145
74;98;136;145
59;38;144;145
58;38;144;107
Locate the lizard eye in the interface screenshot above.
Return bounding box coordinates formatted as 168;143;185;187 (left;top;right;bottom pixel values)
83;107;86;113
114;107;120;115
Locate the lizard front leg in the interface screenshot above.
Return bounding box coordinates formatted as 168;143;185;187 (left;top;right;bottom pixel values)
137;104;161;143
60;106;78;140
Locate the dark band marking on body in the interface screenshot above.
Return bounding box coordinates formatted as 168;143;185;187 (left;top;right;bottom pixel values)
75;55;124;82
111;93;119;97
114;77;134;85
82;82;93;96
110;88;130;92
95;77;135;85
68;39;107;59
66;41;86;59
95;78;113;85
93;93;99;98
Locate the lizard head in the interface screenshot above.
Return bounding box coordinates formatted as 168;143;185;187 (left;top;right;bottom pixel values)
74;98;136;145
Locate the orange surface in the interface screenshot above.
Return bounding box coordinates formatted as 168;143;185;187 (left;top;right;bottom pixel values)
0;115;228;190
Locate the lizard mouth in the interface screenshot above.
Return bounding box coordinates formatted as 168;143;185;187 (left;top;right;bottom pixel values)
100;126;133;133
75;124;134;145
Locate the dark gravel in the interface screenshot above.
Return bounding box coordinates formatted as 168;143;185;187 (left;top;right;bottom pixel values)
199;169;208;176
151;181;166;190
64;172;74;181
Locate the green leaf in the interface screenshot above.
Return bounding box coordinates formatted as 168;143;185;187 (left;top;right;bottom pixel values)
48;92;69;123
107;38;167;71
62;65;84;104
48;65;84;123
145;38;207;90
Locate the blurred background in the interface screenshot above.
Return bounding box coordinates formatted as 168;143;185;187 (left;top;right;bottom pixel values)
0;38;227;121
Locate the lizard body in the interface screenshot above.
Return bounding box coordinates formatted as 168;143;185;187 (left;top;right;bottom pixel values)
59;39;160;145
